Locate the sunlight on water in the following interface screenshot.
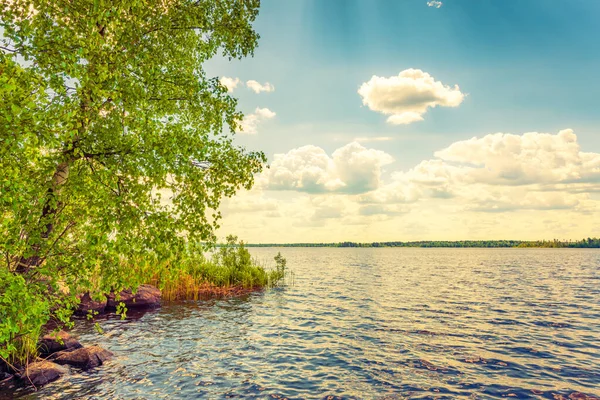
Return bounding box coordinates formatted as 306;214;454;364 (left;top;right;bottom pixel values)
12;248;600;399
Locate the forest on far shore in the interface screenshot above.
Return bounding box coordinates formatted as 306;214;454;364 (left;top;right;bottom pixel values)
243;238;600;248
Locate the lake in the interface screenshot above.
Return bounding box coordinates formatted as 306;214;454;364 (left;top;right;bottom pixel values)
11;248;600;399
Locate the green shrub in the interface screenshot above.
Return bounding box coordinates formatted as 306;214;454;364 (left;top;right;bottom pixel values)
0;270;47;367
142;236;287;300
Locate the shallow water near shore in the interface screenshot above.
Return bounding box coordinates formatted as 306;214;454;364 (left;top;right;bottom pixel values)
9;248;600;399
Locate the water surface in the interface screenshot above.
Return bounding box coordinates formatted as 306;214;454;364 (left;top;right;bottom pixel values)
13;248;600;399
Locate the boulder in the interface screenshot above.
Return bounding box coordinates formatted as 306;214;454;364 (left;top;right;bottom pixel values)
75;292;107;316
50;345;113;371
38;330;82;356
106;284;161;309
20;361;66;387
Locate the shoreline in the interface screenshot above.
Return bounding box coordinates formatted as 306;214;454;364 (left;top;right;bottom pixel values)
0;283;268;394
241;238;600;248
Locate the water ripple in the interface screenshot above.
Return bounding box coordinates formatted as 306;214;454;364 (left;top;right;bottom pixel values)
8;248;600;399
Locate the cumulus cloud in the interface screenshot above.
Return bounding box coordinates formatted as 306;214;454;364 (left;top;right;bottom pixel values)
434;129;600;185
310;197;348;220
214;130;600;241
258;129;600;213
464;188;583;213
218;77;275;94
361;129;600;213
255;107;276;119
358;204;409;216
262;142;394;194
386;112;424;125
246;80;275;93
238;107;276;134
427;1;443;8
359;158;457;205
358;69;465;124
219;76;240;92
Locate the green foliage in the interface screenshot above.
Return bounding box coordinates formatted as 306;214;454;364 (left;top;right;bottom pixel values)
272;251;286;283
515;237;600;248
1;0;265;365
0;267;78;367
126;236;287;301
0;269;45;367
212;236;287;287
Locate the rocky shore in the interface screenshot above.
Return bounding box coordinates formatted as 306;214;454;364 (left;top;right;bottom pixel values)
0;331;113;390
0;285;161;392
76;284;162;316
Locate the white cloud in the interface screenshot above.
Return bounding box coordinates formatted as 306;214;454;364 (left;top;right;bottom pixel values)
434;129;600;186
218;78;275;94
255;107;276;119
427;1;443;8
358;204;410;216
238;107;276;134
222;188;280;214
386;112;424;125
215;129;600;242
463;187;583;213
219;76;240;93
262;142;394;194
260;129;600;212
310;197;348;220
362;129;600;212
358;69;465;124
353;136;394;143
246;80;275;94
333;142;395;193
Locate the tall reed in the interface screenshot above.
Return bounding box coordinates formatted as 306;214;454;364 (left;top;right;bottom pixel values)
124;236;287;301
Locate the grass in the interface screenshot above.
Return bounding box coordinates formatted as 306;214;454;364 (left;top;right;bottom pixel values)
121;236;287;301
0;330;40;372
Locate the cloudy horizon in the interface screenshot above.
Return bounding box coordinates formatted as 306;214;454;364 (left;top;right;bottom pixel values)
206;0;600;243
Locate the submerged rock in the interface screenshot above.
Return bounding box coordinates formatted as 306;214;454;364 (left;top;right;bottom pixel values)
75;292;107;316
50;345;113;370
20;361;66;387
38;330;82;356
106;284;161;309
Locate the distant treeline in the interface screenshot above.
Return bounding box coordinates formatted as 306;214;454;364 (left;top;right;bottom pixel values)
242;238;600;248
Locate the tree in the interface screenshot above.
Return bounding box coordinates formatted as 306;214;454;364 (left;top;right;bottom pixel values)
1;0;264;333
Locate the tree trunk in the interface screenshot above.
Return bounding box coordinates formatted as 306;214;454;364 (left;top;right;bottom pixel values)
15;162;69;274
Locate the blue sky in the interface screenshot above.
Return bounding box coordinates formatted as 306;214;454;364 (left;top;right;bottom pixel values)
208;0;600;242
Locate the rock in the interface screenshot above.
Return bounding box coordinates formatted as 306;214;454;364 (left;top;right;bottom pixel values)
20;361;66;387
38;330;82;356
0;372;13;384
106;284;161;309
75;292;107;316
50;345;113;370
